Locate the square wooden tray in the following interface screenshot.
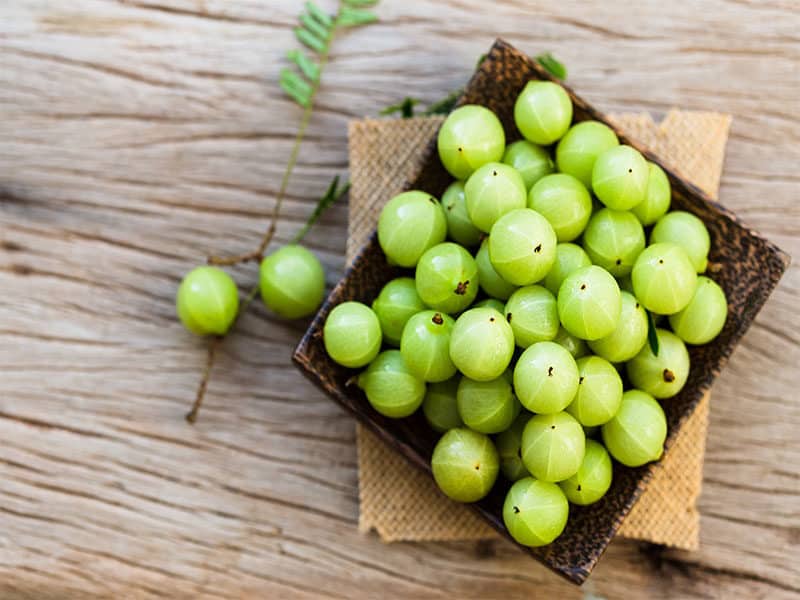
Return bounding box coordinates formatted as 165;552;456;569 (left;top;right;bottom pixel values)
293;39;790;584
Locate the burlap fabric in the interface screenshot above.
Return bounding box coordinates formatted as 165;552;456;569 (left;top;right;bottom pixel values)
347;111;731;550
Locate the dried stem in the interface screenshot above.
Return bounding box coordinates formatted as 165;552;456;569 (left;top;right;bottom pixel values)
186;336;222;423
207;45;330;267
189;2;349;423
186;283;261;424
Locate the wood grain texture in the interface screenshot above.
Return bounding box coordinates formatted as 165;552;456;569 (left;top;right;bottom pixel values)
0;0;798;598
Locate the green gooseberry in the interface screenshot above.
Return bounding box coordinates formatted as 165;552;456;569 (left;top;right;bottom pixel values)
431;428;499;502
323;301;382;368
358;350;425;418
259;244;325;319
371;277;426;346
558;439;613;505
176;266;239;336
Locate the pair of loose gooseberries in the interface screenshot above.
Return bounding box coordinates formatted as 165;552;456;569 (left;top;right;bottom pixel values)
176;245;327;337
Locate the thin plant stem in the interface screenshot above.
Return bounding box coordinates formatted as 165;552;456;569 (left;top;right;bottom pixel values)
189;1;356;423
208;45;331;266
186;282;261;424
186;336;222;423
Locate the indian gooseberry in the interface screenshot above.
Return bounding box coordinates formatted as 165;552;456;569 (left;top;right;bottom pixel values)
502;139;554;190
565;356;623;427
371;277;426;346
431;428;499;502
558;439;613;505
557;265;622;340
627;328;690;399
631;162;671;226
587;291;648;362
591;145;649;211
503;477;569;547
582;208;646;277
437;105;506;180
631;242;697;315
177;266;239;336
543;243;592;297
441;180;483;247
555;120;619;188
514;80;573;145
449;307;515;382
521;411;585;482
488;208;558;286
464;162;527;233
400;310;457;382
504;285;559;348
323;301;382;368
669;276;728;345
513;341;579;415
457;373;520;434
476;238;518;301
528;173;593;242
650;210;711;273
415;242;479;313
377;190;447;267
357;350;425;418
422;377;463;432
259;245;325;319
496;412;533;481
601;390;667;467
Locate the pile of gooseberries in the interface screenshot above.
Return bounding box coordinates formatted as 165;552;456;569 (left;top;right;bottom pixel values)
323;80;728;547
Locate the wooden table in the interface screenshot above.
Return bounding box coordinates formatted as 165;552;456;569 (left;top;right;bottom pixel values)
1;1;798;598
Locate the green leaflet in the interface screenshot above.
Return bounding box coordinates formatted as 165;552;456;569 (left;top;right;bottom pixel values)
535;52;567;80
337;7;377;26
646;310;660;356
291;175;351;243
294;26;326;53
380;97;419;118
305;1;333;28
300;12;330;41
424;88;462;115
286;49;320;82
280;68;312;107
282;1;380;108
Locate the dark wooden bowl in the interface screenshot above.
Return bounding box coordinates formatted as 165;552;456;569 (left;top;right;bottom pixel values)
293;39;790;584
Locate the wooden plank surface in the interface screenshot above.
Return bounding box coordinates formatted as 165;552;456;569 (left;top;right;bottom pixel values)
0;1;798;598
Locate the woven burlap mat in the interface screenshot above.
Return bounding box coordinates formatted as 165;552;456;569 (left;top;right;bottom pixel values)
347;110;731;550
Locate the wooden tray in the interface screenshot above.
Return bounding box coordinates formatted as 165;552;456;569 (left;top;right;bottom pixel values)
293;39;790;584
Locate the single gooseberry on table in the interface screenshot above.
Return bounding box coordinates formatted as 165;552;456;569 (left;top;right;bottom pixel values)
259;244;325;319
176;266;239;336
